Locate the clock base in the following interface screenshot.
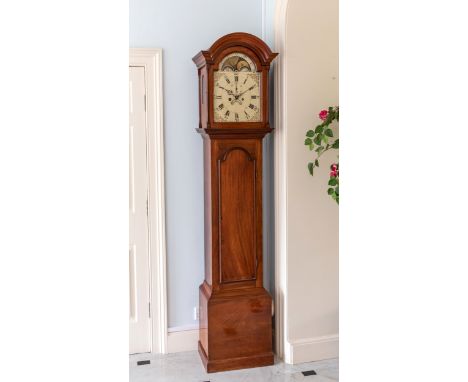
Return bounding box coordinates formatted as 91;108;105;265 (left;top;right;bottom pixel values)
198;284;274;373
198;340;274;373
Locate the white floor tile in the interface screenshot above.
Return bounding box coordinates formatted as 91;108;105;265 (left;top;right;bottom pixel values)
130;351;338;382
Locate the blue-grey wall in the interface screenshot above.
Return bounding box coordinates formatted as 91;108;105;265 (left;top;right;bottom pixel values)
130;0;276;328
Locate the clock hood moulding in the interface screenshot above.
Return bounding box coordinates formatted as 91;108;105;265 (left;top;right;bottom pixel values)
192;32;278;69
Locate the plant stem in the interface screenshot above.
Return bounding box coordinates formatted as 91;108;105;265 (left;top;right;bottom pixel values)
317;141;337;159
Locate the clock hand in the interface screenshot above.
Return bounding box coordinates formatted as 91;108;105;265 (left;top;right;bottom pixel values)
218;86;234;95
236;84;256;99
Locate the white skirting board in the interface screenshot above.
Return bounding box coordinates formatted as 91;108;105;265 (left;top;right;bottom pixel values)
167;329;199;353
288;334;339;364
166;328;338;362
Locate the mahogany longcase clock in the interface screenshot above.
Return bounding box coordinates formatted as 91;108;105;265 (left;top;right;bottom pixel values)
193;33;278;373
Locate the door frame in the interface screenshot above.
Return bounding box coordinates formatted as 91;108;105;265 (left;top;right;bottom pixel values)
130;48;167;354
274;0;290;362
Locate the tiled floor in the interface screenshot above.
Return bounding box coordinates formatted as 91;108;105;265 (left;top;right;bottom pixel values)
130;351;338;382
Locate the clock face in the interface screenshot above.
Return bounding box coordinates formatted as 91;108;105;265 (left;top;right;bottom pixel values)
213;53;261;123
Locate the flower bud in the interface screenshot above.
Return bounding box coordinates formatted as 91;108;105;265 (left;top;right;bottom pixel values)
319;110;328;121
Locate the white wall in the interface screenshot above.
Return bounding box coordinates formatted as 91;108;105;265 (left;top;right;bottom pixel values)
130;0;276;329
283;0;339;363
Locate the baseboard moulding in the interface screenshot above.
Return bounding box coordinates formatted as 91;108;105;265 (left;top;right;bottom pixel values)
167;328;199;353
288;334;339;364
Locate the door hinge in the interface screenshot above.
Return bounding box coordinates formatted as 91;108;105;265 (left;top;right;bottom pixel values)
148;302;151;318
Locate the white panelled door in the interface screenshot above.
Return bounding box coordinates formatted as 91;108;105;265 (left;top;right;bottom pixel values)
129;66;151;354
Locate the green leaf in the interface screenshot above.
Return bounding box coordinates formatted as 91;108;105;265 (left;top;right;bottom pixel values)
313;134;322;145
327;188;334;195
316;125;324;134
304;138;312;145
328;178;338;186
309;142;314;150
325;129;333;137
332;139;339;149
314;159;319;167
335;186;339;195
315;146;324;153
306;130;315;137
323;135;329;144
308;162;314;175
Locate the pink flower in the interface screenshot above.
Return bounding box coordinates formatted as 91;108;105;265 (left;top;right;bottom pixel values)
329;163;339;178
319;110;328;121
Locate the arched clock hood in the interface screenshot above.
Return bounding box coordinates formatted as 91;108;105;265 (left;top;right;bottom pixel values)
193;32;278;69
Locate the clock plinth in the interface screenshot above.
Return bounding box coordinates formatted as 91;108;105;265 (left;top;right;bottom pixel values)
198;281;273;373
193;33;278;373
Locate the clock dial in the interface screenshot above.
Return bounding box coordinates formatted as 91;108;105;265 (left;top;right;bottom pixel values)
214;52;262;123
213;71;261;122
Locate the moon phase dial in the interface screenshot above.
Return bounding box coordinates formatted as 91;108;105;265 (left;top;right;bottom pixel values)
219;52;257;72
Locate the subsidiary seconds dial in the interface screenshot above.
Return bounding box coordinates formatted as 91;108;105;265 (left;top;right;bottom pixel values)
213;71;261;123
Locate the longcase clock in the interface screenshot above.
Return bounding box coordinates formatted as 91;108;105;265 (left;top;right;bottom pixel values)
193;32;278;373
